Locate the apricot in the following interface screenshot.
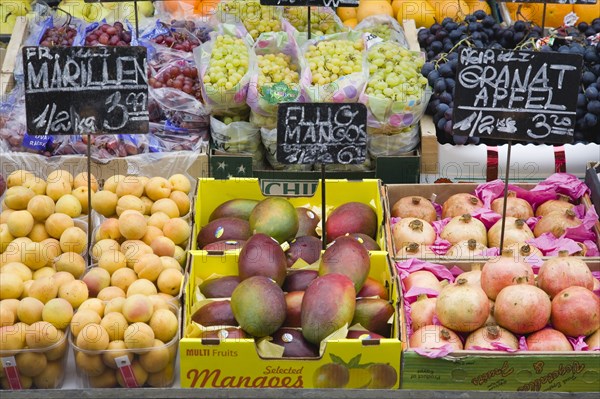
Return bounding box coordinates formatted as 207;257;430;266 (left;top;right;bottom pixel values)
21;177;47;196
70;309;102;337
33;360;64;388
92;239;121;260
4;186;35;210
58;279;89;308
59;226;87;254
122;294;154;323
89;369;118;388
27;195;55;221
17;297;44;325
147;212;170;230
150;236;176;257
45;329;68;360
98;250;127;275
162;218;191;246
78;298;105;317
45;179;71;202
1;261;32;282
72;186;92;214
149;308;178;343
95;218;121;242
104;297;126;314
124;322;155;352
116;360;148;387
92;190;118;217
140;196;154;215
119;211;147;240
21;241;50;270
6;170;35;187
102;340;133;370
157;268;184;297
116;176;145;198
28;222;50;242
26;321;61;349
139;339;171;373
55;194;82;218
168;174;191;194
76;323;110;351
51;271;75;288
146;362;175;387
16;351;47;377
111;268;138;293
42;298;74;329
116;195;145;216
151;198;179;218
76;352;107;377
47;170;74;186
142;225;164;246
127;279;158;297
45;213;74;239
7;210;34;237
33;266;56;280
54;252;86;278
134;253;164;282
103;175;125;193
28;277;58;303
100;312;129;341
73;172;99;192
97;286;127;301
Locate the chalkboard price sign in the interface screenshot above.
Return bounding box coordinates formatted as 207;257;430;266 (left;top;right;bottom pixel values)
260;0;359;7
277;103;367;164
452;47;582;144
23;46;149;135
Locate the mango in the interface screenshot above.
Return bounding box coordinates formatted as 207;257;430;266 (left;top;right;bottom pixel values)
199;276;241;298
283;291;304;328
249;198;298;244
271;328;319;358
313;363;349;388
197;217;251;249
286;236;322;267
350;233;380;250
238;234;287;286
282;270;318;292
202;240;246;252
230;276;286;337
319;236;370;292
357;277;388;300
296;207;320;238
191;301;238;327
325;202;377;243
352;298;394;337
209;199;259;221
301;274;356;345
367;363;397;389
200;328;247;340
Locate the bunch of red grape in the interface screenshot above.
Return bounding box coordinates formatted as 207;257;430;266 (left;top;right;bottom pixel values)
40;25;77;47
148;63;202;99
85;22;132;46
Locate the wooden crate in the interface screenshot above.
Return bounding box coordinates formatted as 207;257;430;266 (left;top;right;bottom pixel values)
1;16;28;101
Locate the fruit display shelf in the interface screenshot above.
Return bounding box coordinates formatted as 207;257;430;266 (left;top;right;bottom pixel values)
397;258;600;392
0;16;27;101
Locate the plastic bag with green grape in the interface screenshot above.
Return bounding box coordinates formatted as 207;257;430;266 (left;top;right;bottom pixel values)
359;41;431;129
215;0;284;42
355;15;409;47
210;115;265;170
283;6;347;46
367;124;420;157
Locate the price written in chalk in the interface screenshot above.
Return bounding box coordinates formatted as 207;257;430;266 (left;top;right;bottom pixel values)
277;103;367;165
452;47;582;144
23;46;149;135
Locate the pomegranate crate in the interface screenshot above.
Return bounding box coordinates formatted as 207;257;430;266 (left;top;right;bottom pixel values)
384;181;600;262
397;259;600;392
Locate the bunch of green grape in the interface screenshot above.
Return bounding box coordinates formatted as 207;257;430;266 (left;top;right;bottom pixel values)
305;39;363;85
250;111;277;129
203;35;249;92
257;53;299;93
218;0;281;40
365;42;428;102
284;7;345;36
219;115;247;124
359;24;394;41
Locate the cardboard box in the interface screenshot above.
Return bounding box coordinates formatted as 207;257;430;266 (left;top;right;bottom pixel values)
398;260;600;392
586;162;600;217
179;251;402;389
1;16;27;101
192;178;387;252
385;183;600;261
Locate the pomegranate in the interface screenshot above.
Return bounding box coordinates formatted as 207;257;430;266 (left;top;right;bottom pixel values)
481;250;535;300
491;191;534;219
551;286;600;337
409;325;463;351
436;278;489;332
534;209;582;238
396;242;436;260
464;325;519;350
440;214;487;245
392;218;435;248
485;299;496;326
442;193;483;219
494;282;551;334
391;196;436;223
403;270;443;293
444;239;487;260
537;251;594;298
488;217;534;248
594;278;600;291
526;328;573;351
410;295;437;331
456;264;482;287
585;329;599;350
503;242;543;260
535;195;574;218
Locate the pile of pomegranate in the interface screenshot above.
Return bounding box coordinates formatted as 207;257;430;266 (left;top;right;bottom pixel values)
401;252;600;353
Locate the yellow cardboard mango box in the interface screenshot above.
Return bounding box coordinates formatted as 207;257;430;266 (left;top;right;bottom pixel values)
179;251;402;389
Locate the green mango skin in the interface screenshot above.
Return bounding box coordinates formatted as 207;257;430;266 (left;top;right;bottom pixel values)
357;277;388;300
319;236;370;293
249;197;299;244
352;298;395;337
197;217;251;249
301;273;356;345
326;202;377;243
230;276;286;338
209;199;259;221
296;207;320;238
199;276;241;299
191;300;238;327
238;233;287;287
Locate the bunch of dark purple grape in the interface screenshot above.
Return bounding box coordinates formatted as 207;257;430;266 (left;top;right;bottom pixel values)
40;25;77;47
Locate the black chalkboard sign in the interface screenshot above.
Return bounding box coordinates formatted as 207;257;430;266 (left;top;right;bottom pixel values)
452;48;582;144
260;0;359;6
23;46;149;135
276;103;367;164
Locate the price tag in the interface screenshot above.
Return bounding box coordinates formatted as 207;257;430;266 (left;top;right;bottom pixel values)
1;357;22;390
22;46;149;135
22;132;53;150
276;103;367;164
115;355;139;388
452;48;582;144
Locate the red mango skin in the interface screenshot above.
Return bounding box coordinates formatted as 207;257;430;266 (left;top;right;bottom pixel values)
325;202;377;243
238;233;287;286
199;276;241;298
282;270;318;292
319;236;370;292
271;328;319;358
351;298;395;337
357;277;388;300
197;217;251;249
350;233;381;250
203;240;247;252
209;199;259;221
191;300;238;327
301;273;356;345
286;236;322;267
284;291;304;328
296;207;320;238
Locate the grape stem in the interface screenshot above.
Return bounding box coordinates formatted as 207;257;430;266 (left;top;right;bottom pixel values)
434;37;474;68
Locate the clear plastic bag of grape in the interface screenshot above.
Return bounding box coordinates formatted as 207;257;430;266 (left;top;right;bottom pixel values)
210;116;264;170
360;42;431;129
367;123;420;157
216;0;283;42
196;24;255;116
299;31;369;103
250;111;277;130
355;15;409;47
259;127;312;171
247;31;307;118
149;121;209;153
82;19;137;46
283;6;347;45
